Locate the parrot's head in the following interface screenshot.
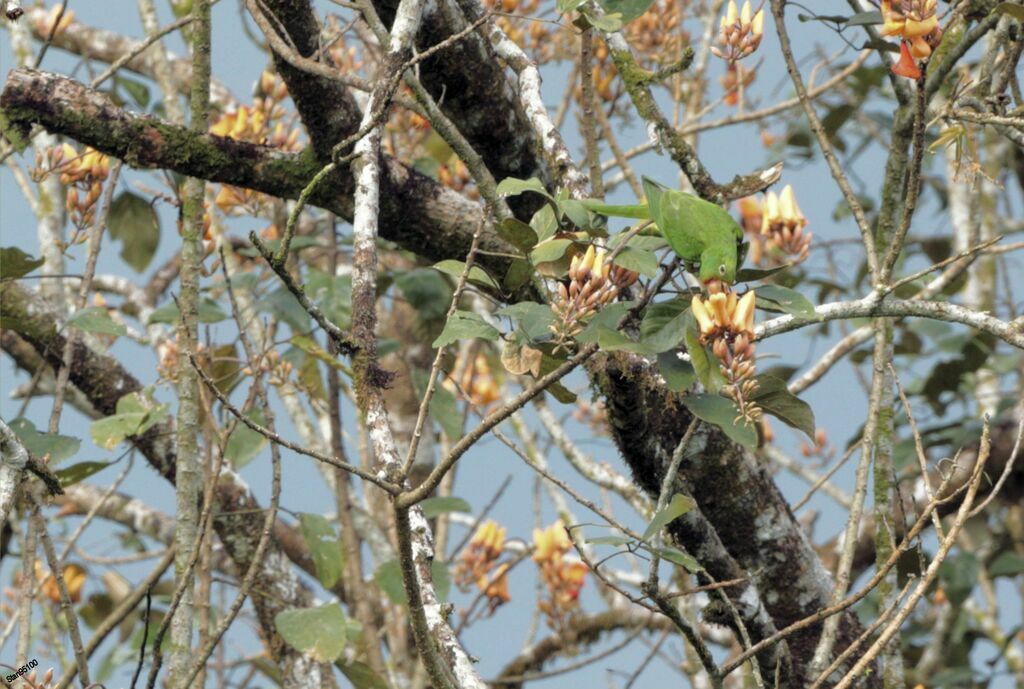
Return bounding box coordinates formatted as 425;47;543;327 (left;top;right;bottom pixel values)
698;245;737;291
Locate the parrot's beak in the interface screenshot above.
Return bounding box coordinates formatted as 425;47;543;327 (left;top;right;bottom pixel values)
704;278;725;294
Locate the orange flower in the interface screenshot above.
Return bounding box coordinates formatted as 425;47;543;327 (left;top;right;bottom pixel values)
37;563;87;604
532;521;571;564
892;41;923;79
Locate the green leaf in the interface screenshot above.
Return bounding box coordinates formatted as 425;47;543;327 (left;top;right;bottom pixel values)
420;496;472;519
989;552;1024;578
9;418;80;464
258;287;310;332
498;302;556;343
114;75;151;108
90;390;169;450
395;268;453;321
224;409;269;469
275;605;347;662
585;535;633;546
579;199;651;219
503;258;534;292
654;546;703;572
374;560;407;604
338;661;389;689
307;270;353;329
433;260;499;290
496;177;552;201
683;316;724;393
0;109;30;153
498;218;540;254
846;10;882;25
682;394;758;449
291;335;345;371
557;0;585;11
595;327;658;355
576;301;636;343
598;0;656;23
751;375;815;439
0;247;45;279
432;311;500;348
642;494;697;541
657;351;696;392
530;204;559;243
108;192;160;273
56;460;114;487
530;238;574;265
734;264;792;283
613;246;658;278
67;307;128;337
992;2;1024;20
299;513;343;590
755;284;820;320
432;560;451;603
639;299;689;352
147;298;229;325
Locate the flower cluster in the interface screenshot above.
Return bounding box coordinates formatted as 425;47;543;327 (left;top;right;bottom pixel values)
454;521;511;613
36;562;87;604
551;246;638;351
761;185;811;263
533;521;587;628
882;0;942;79
711;1;765;64
41;144;111;233
691;288;761;424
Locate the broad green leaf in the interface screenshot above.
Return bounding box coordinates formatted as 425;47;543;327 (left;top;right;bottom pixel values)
657;351;696;392
530;238;574;265
67;307;127;337
57;460;114;487
257;287;310;332
613;246;658;278
420;496;472;519
639;299;689;352
579;199;651;219
433;560;451;603
433;259;499;290
275;605;347;662
557;0;585;11
496;177;552;201
989;552;1024;578
0;247;44;279
299;513;343;590
307;269;353;329
735;264;792;283
642;494;697;541
291;335;345;371
655;546;703;572
598;0;655;22
585;535;633;546
530;204;559;242
108;191;160;272
993;2;1024;19
498;218;540;254
410;369;463;440
9;418;80;464
846;10;882;25
374;560;407;604
595;327;658;355
756;284;820;320
751;375;815;439
576;301;636;343
114;75;151;107
682;394;758;449
148;298;229;325
498;302;556;343
90;390;169;450
395;268;453;320
224;409;269;469
504;258;534;292
338;661;389;689
683;316;724;393
432;311;500;348
559;199;607;233
536;354;577;404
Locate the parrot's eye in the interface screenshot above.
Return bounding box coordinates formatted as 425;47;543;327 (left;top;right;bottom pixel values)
718;264;727;276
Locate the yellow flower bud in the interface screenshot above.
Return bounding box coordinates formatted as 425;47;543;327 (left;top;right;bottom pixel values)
691;295;715;334
732;290;756;335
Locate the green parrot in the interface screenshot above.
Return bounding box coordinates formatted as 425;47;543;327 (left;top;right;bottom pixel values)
580;178;747;287
643;178;746;287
